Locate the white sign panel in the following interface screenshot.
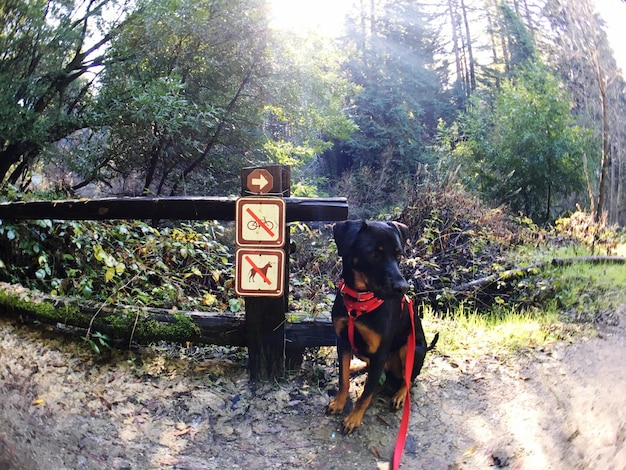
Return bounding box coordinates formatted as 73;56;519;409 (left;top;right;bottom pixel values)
235;197;285;247
235;248;285;297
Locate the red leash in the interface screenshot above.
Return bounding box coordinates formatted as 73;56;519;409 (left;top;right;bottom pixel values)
391;296;416;470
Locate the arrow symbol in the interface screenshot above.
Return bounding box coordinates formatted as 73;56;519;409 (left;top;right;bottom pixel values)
251;174;270;191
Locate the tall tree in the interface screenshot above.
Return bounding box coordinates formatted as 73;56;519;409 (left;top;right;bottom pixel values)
440;62;590;223
445;0;476;99
77;0;270;196
0;0;120;188
336;0;446;186
499;2;536;71
541;0;625;225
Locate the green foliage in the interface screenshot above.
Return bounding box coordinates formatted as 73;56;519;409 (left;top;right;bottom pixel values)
425;303;563;359
512;241;626;325
78;0;270;196
329;0;447;198
288;222;341;316
438;61;591;223
0;0;117;186
0;218;237;312
85;331;112;354
499;2;536;68
262;33;358;171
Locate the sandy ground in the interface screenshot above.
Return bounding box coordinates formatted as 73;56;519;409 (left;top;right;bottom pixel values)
1;307;625;470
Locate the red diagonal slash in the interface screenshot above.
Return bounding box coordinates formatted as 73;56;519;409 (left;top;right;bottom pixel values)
246;207;275;237
244;256;272;285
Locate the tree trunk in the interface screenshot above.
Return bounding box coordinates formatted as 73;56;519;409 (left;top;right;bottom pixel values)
459;0;476;92
447;0;463;90
592;37;610;224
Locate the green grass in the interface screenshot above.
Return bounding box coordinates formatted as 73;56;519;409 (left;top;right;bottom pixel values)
422;304;570;360
422;241;626;361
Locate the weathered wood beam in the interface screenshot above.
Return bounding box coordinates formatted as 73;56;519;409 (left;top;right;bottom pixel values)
0;283;336;348
0;197;348;222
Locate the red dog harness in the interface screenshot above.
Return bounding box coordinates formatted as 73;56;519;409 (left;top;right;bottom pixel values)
338;279;384;352
338;279;416;470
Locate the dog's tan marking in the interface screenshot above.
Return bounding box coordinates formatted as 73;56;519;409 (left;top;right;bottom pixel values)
354;321;381;354
342;392;374;433
326;349;352;416
391;383;408;410
332;317;348;337
352;270;368;291
385;349;403;379
389;344;409;409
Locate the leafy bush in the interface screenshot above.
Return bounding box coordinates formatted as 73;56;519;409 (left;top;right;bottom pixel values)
288;222;342;315
397;179;528;307
555;208;619;255
0;218;238;312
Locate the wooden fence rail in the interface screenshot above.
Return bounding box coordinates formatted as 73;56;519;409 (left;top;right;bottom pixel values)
0;166;347;380
0;283;336;348
0;196;348;222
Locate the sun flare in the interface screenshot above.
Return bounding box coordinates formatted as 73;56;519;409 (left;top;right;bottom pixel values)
268;0;354;37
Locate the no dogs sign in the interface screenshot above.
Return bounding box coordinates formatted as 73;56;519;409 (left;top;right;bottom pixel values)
235;248;285;297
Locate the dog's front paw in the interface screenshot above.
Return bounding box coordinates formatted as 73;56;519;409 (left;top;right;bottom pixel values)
341;410;364;434
391;386;408;410
326;396;347;415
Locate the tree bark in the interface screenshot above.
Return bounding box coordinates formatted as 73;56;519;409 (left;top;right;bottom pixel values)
459;0;476;92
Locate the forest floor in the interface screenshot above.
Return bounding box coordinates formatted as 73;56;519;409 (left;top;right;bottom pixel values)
1;305;625;470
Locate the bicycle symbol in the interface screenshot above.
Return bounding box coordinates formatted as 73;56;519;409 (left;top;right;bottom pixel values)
247;217;275;231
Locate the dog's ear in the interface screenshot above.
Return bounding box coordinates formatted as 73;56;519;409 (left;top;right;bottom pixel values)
387;221;409;248
333;220;366;256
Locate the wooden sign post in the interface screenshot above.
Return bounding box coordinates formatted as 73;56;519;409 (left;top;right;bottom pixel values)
237;165;291;380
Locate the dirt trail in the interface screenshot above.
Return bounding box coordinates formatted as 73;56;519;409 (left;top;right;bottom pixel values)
1;308;625;470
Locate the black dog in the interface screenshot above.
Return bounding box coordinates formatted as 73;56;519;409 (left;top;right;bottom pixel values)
326;220;438;434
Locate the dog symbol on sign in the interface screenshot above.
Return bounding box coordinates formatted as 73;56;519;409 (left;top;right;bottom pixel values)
235;248;284;297
248;260;272;283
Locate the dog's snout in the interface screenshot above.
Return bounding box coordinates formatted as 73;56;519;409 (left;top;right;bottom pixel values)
392;279;409;295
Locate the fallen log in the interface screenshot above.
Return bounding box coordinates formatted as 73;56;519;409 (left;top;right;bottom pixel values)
0;283;335;348
452;256;626;292
4;255;622;348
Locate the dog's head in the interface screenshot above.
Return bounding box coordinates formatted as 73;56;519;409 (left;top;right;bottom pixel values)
333;220;409;299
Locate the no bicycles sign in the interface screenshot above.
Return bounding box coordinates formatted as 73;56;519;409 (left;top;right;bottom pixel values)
235;197;285;247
